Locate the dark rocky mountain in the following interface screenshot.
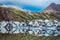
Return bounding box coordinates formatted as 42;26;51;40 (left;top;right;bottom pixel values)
45;3;60;11
41;3;60;21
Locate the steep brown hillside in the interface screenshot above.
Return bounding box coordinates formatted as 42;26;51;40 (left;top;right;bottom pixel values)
0;3;60;21
40;3;60;21
0;6;14;21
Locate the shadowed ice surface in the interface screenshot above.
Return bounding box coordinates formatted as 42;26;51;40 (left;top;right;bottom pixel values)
0;20;60;36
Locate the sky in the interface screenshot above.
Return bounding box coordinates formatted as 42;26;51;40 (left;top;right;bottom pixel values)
0;0;60;12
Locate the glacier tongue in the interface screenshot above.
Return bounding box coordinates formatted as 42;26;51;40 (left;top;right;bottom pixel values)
0;21;60;36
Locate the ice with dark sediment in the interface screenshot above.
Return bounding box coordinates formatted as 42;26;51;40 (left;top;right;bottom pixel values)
0;20;60;36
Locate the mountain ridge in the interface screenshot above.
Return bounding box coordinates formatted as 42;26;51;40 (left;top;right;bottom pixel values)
40;3;60;21
44;3;60;11
0;3;60;21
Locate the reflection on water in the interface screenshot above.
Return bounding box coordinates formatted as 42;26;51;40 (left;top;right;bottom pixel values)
0;21;60;36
